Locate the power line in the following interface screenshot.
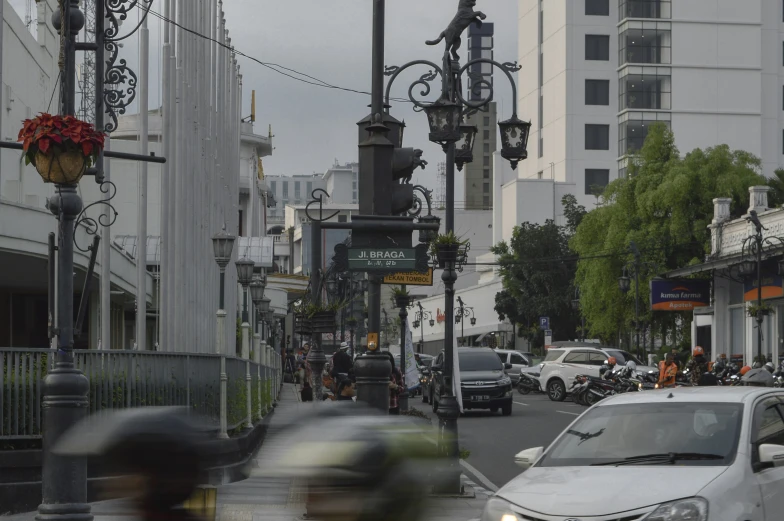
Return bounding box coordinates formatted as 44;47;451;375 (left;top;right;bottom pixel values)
146;9;414;104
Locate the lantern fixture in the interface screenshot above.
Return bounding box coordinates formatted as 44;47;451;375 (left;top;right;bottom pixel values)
470;317;477;326
235;257;255;287
259;297;271;313
249;278;265;305
424;95;462;148
429;319;435;327
618;275;631;294
418;213;441;244
212;226;236;270
738;259;756;278
455;315;461;324
571;298;580;311
454;124;478;171
498;116;532;170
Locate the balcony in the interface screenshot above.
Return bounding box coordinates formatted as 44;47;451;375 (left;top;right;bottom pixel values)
619;21;671;65
619;67;671;110
619;0;671;20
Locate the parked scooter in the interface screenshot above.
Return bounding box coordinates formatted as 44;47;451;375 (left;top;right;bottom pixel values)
517;371;543;395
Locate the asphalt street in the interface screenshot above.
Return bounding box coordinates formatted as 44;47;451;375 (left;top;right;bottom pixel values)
416;392;582;491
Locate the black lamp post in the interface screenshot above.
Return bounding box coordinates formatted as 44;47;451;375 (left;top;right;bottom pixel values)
414;302;433;354
455;123;478;172
250;274;266;338
212;226;237;311
235;257;255;324
455;296;474;346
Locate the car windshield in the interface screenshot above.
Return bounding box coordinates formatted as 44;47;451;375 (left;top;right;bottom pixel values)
459;351;504;371
538;402;742;467
544;349;564;362
605;350;643;366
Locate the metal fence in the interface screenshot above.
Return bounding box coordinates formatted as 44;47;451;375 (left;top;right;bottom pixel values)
0;347;282;440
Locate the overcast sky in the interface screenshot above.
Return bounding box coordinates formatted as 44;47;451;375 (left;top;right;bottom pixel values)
7;0;519;204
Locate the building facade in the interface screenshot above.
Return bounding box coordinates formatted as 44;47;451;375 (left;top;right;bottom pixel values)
517;0;783;213
265;174;325;228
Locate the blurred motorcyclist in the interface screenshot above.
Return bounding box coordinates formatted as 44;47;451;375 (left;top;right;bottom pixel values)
601;357;617;380
742;367;775;387
52;408;205;521
685;346;709;386
658;353;678;388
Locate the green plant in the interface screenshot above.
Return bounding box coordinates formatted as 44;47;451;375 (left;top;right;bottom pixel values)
459;447;471;460
748;303;772;318
401;407;431;421
294;298;349;318
429;232;468;258
391;286;410;297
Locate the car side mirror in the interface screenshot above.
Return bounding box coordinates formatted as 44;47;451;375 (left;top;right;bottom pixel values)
514;447;543;470
759;444;784;468
505;363;513;370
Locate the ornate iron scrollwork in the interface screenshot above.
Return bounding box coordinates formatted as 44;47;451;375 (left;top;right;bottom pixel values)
103;0;143;132
73;180;119;252
384;60;444;113
408;185;434;218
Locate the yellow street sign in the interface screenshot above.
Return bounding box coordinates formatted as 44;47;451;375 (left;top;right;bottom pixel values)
382;269;434;287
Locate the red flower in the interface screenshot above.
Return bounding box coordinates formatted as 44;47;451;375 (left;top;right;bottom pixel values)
17;113;105;166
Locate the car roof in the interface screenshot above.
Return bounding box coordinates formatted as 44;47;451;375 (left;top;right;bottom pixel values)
458;347;495;353
493;349;522;354
596;386;782;406
548;346;605;353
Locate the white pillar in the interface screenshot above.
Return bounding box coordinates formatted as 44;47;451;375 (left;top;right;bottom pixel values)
160;0;172;351
136;9;149;352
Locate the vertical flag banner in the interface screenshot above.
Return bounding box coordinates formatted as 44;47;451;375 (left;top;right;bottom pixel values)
404;320;419;391
453;327;464;413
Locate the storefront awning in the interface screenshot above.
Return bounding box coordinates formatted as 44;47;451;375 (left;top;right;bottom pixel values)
661;247;784;278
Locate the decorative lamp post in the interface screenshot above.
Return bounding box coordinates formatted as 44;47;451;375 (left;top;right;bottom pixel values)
455;123;478;172
430;318;435;327
212;226;236;356
424;95;462;148
738;259;756;278
235;257;255;359
618;273;631;294
498;116;532;170
414;302;433;354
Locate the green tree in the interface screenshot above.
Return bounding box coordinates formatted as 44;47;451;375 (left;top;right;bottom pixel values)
571;123;766;344
492;196;587;346
766;168;784;208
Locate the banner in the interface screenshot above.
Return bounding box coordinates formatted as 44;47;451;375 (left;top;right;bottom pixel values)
650;279;710;311
404;320;420;391
744;272;784;302
453;326;464;413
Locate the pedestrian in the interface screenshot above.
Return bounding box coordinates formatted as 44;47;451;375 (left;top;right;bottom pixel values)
658;353;678;388
332;342;354;376
385;351;403;415
670;347;682;370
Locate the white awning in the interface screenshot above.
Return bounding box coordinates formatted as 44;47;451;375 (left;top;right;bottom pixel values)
113;235;162;265
237;236;274;268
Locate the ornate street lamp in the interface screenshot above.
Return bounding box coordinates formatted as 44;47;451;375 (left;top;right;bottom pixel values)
259;296;272;313
429;319;435;327
498;116;532;170
249;277;265;305
738;259;756;278
419;213;441;244
470;317;477;326
424;95;462;148
618;274;631;294
455;123;478;172
235;257;255;323
212;226;236;310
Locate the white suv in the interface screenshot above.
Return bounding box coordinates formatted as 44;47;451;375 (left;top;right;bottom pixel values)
539;347;654;402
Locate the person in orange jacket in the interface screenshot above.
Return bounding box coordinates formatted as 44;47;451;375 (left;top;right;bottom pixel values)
658;353;678;388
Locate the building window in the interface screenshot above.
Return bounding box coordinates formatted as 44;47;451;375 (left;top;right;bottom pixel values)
282;183;288;198
537;171;543;179
483;155;490;166
585;79;610;105
338;215;348;223
539;53;544;86
306;181;312;197
238;210;244;236
585;169;610;195
618;111;671;154
585;124;610;150
619;21;671;65
586;0;609;16
483;169;490;179
353;191;357;201
484;129;490;140
619;67;671;110
352;181;357;189
294;181;300;199
539;10;544;44
483;183;490;194
483;143;490;153
484;116;490;126
619;0;671;20
539;137;544;158
539;95;544;128
585;35;610;60
483;195;490;208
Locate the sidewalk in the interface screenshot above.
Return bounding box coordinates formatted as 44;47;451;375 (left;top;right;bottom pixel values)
216;384;490;521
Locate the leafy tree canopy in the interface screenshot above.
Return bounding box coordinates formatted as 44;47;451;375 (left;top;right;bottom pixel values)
570;123;766;342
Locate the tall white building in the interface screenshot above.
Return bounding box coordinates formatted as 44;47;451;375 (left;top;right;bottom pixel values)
517;0;782;214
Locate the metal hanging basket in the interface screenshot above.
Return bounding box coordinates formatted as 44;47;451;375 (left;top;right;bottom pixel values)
294;313;312;335
34;148;88;184
309;311;337;333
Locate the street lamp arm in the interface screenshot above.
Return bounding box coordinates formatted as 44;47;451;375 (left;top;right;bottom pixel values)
456;59;522;115
383;61;444;112
71;180;119;253
408;185;434;217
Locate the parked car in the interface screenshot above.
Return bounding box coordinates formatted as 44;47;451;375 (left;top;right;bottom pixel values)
429;347;514;415
494;349;531;385
540;347;655;402
490;387;784;521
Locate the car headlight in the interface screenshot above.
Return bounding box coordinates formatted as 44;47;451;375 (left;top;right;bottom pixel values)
644;497;708;521
481;497;520;521
499;377;512;386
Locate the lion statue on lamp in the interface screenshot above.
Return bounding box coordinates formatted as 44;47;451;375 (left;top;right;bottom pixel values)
426;0;487;62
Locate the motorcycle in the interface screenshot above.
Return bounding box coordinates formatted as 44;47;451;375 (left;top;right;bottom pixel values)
517;371;542;395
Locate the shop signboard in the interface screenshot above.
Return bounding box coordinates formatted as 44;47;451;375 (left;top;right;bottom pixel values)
650;279;710;311
743;272;784;302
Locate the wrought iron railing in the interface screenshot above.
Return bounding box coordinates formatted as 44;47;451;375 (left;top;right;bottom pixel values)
0;348;282;440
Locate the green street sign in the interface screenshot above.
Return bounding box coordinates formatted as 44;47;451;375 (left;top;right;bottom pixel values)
348;248;416;271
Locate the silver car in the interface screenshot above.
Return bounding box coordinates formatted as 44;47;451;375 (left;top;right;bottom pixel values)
494;349;531;385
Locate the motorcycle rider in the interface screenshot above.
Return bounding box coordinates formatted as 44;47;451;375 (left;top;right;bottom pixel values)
685;346;709;386
601;357;618;380
742;366;775;387
658;353;678;388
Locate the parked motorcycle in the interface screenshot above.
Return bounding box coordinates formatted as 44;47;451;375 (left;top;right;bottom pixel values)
517;371;542;395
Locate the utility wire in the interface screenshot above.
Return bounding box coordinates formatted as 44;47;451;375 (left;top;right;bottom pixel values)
146;9;414;104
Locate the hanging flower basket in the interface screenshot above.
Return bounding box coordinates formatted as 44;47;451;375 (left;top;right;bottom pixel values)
294;314;312;335
434;244;459;267
18;113;105;184
309;311;337;333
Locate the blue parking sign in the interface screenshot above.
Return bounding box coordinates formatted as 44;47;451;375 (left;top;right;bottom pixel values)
539;317;550;330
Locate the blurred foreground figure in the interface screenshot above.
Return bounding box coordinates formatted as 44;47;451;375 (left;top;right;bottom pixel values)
266;402;439;521
53;407;208;521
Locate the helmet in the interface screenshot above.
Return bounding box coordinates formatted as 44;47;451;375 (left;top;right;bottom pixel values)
693;346;705;356
742;368;775;387
607;357;617;365
740;365;752;376
339;342;350;351
626;361;637;373
719;353;727;360
765;362;775;373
